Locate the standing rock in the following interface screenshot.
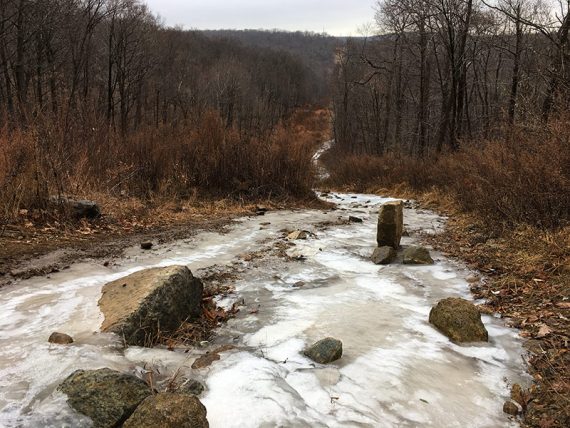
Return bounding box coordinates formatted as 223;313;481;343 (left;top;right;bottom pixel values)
429;298;489;343
377;201;404;248
123;393;209;428
58;368;151;428
48;332;74;345
402;246;434;265
304;337;343;364
99;266;203;346
371;246;397;265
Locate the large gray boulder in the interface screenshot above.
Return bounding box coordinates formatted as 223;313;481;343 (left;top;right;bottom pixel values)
304;337;343;364
429;298;489;343
123;393;209;428
99;266;203;346
377;201;404;248
58;368;151;428
402;246;434;265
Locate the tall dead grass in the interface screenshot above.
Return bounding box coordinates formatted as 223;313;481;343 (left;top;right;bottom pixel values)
0;109;318;224
325;120;570;230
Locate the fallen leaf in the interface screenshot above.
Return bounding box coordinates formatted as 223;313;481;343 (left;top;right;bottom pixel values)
536;324;552;338
556;302;570;309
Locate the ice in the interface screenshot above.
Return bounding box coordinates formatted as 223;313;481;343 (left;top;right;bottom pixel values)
0;192;528;427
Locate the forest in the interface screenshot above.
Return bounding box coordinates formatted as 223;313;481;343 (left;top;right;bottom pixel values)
329;0;570;229
0;1;568;428
0;0;333;225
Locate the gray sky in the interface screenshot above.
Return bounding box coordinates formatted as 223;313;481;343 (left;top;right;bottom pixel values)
144;0;377;36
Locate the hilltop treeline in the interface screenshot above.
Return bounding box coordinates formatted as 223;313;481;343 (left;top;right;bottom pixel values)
204;29;341;99
0;0;329;221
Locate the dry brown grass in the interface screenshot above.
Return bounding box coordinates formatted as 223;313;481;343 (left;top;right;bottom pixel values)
0;107;328;228
325;119;570;231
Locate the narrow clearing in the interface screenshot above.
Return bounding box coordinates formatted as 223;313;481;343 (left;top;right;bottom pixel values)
0;192;528;427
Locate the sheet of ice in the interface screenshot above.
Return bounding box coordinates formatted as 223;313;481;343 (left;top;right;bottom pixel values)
200;193;528;428
0;191;528;427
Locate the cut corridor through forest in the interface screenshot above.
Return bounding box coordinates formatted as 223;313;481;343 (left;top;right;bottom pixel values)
0;189;529;427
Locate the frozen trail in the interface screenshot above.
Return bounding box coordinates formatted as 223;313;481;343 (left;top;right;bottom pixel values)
0;192;528;427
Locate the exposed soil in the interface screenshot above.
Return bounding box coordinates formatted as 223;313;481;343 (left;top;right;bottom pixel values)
0;196;328;288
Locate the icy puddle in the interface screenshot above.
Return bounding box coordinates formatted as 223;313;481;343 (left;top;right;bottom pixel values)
0;193;528;427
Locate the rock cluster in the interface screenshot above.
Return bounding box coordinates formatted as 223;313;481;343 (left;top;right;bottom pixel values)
58;368;152;428
371;200;434;266
58;369;209;428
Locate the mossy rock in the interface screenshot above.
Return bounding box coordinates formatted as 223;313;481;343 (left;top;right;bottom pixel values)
58;368;151;428
123;393;209;428
429;298;488;343
402;246;434;265
304;337;343;364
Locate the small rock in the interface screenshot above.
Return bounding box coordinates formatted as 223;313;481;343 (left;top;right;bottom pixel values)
429;298;488;343
191;353;220;369
402;246;434;265
255;206;268;216
466;275;480;283
180;379;205;396
123;393;209;428
49;332;74;345
140;242;153;250
349;216;363;223
304;337;343;364
192;345;235;369
511;384;525;407
371;246;396;265
402;229;410;237
58;368;151;428
293;281;305;288
503;400;520;416
287;230;311;240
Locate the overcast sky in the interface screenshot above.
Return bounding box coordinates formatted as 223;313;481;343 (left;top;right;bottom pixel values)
144;0;378;36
